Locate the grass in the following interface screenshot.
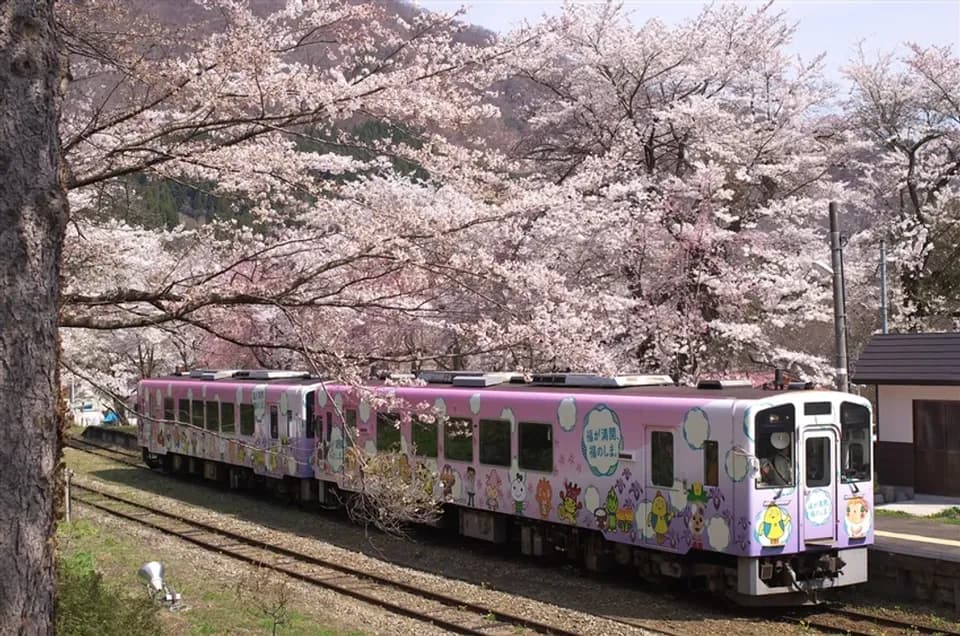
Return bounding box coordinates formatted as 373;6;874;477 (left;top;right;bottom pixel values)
928;506;960;524
58;509;364;634
875;506;960;525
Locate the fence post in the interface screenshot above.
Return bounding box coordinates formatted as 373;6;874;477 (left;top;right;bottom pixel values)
65;468;72;523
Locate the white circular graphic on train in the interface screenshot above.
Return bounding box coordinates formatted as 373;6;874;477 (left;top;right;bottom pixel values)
584;485;601;515
317;389;327;407
682;408;710;449
358;398;371;423
326;425;344;473
707;517;730;550
724;448;749;482
469;393;481;415
581;406;623;477
754;505;793;547
804;488;833;526
434;398;447;418
558;397;577;432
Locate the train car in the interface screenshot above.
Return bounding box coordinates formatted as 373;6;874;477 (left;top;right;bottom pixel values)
137;369;874;605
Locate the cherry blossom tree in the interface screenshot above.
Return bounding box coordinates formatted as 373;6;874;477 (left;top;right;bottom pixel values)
56;0;537;385
494;1;853;382
843;43;960;331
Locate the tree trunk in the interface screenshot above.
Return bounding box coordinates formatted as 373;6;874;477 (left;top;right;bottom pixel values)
0;2;68;634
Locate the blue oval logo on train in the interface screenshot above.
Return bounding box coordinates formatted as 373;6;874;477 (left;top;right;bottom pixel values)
581;405;623;477
805;488;833;526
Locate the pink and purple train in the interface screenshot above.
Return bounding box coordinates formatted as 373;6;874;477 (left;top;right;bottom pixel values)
137;369;874;604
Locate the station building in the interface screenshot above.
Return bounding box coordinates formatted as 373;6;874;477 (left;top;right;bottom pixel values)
852;333;960;499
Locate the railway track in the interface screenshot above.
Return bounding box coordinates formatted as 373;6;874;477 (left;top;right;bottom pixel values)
787;604;960;635
71;481;623;636
66;438;957;635
65;438;143;466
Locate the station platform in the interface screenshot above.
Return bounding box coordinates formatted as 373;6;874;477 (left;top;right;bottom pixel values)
874;514;960;562
874;496;960;561
870;501;960;611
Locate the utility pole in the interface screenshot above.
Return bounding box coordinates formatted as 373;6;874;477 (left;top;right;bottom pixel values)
829;202;849;392
880;239;888;334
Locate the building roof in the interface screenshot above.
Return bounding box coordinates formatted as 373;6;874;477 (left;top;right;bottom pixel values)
852;333;960;385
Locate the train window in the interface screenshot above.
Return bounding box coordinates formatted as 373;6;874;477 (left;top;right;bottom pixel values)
804;402;832;416
479;419;510;466
806;437;831;487
221;402;235;434
192;400;204;429
840;402;871;483
376;412;401;452
178;399;190;424
703;440;719;487
755;404;796;488
205;401;219;431
651;431;673;487
163;398;175;423
412;418;438;457
269;405;279;439
444;417;473;462
326;412;333;442
239;404;255;436
305;391;316;439
519;422;553;472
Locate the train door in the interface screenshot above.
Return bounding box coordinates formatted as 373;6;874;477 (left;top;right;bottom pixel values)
800;428;837;543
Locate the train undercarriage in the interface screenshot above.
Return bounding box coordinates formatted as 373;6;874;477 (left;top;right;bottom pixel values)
145;448;865;605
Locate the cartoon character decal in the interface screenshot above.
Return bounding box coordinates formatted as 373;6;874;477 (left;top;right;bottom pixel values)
615;505;634;532
535;478;552;518
647;491;674;545
415;461;434;498
557;481;583;524
484;470;502;511
755;504;792;547
465;467;477;506
511;473;527;514
439;464;456;500
603;487;618;532
844;496;870;539
686;482;708;549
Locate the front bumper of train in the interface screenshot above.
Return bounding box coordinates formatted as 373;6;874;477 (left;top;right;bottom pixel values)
735;547;868;603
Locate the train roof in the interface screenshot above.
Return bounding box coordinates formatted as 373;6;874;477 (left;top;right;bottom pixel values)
142;371;848;402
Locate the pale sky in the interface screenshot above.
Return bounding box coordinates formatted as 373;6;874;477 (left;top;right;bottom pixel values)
416;0;960;85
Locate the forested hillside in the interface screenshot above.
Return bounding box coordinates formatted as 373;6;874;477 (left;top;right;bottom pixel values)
55;0;960;399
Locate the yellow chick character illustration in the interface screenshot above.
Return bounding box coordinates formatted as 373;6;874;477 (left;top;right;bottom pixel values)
757;505;791;546
646;491;674;545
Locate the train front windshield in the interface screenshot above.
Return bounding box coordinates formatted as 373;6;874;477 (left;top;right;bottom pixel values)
755;404;796;488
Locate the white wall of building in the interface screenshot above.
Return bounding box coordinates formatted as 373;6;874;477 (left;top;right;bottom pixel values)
877;385;960;443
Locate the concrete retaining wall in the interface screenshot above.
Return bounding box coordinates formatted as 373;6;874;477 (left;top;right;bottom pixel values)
80;426;139;450
865;549;960;613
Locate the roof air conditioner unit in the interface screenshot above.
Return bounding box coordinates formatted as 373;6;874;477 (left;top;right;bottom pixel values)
697;379;753;389
452;373;516;387
530;373;674;388
189;369;239;380
417;370;485;384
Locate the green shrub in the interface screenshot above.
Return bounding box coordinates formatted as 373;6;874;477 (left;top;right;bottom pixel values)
930;506;960;523
56;550;164;636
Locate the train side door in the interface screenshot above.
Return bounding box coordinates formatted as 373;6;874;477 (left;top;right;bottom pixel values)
801;428;837;543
